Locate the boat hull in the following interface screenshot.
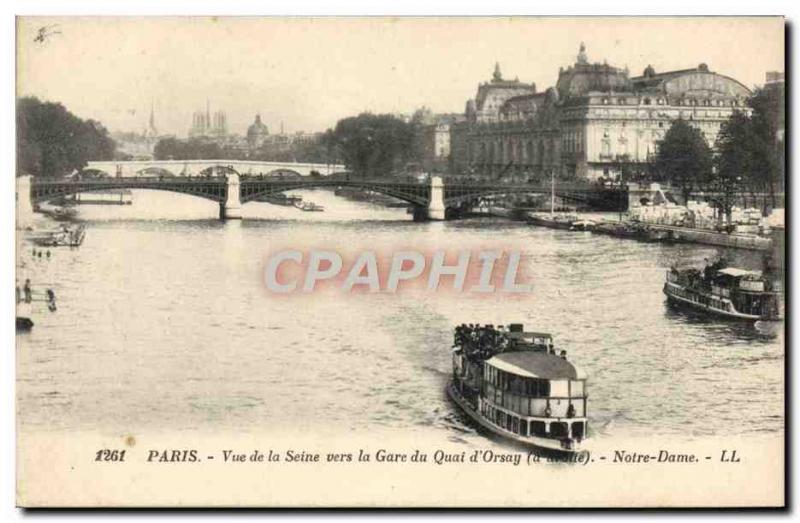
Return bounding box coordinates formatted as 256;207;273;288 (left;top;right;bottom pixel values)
446;381;587;457
16;317;33;331
663;283;772;321
527;216;574;230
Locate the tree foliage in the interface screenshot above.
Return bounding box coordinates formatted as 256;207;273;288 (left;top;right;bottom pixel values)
17;97;116;177
712;109;780;223
654;119;713;201
249;134;335;164
748;86;784;194
326;113;414;177
153;137;229;160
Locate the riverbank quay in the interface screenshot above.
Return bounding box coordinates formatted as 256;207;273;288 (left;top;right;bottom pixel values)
638;224;773;251
509;209;776;252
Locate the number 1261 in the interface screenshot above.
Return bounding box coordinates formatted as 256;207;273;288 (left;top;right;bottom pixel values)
95;449;126;462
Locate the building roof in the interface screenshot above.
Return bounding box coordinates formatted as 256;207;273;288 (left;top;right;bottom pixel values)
247;114;269;137
630;65;751;98
486;351;586;380
501;92;547;113
556;60;632;99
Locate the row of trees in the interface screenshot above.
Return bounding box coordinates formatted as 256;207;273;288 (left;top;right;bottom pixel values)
153;137;236;161
17;97;116;177
324;113;415;177
649;86;783;223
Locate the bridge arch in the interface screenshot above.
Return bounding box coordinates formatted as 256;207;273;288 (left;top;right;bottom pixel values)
75;168;113;179
196;165;241;177
30;177;229;204
262;168;303;179
136;166;178;178
444;186;604;207
239;179;430;207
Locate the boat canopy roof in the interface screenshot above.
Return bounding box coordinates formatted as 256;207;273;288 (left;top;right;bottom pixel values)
509;331;552;340
486;351;586;380
717;268;761;278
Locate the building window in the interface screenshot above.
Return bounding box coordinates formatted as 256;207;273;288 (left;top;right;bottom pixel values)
643;98;651;105
601;140;610;157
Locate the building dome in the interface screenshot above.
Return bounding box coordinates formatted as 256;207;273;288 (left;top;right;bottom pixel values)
247;114;269;148
248;114;269;136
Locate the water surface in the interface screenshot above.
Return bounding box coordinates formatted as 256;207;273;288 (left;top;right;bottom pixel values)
17;189;784;446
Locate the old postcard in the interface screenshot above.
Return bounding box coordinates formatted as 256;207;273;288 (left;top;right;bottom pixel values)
14;16;785;507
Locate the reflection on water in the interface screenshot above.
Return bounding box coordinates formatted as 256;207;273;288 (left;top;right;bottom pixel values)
17;189;783;446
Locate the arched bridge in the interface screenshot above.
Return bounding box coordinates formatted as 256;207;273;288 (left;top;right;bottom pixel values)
29;177;432;206
27;174;626;220
444;182;625;209
83;159;345;178
32;176;230;204
239;178;430;206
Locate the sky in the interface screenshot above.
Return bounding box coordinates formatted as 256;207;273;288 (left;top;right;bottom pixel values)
16;17;784;137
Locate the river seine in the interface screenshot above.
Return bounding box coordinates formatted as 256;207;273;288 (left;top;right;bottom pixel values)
17;189;784;446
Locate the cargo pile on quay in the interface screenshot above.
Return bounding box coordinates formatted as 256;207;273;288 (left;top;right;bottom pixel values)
484;174;779;251
520;211;779;252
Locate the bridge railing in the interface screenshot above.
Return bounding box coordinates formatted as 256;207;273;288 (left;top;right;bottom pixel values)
32;176;625;193
33;176;229;186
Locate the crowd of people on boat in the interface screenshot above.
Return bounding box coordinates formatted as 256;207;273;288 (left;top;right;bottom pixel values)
453;324;511;361
702;257;728;283
670;257;728;290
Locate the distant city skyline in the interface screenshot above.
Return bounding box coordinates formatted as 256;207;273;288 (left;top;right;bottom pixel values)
17;17;784;136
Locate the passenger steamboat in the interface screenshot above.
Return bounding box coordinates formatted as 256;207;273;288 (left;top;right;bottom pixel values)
663;261;781;321
447;323;588;454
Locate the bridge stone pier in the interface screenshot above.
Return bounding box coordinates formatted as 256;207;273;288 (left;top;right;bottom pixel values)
427;176;446;220
220;173;242;219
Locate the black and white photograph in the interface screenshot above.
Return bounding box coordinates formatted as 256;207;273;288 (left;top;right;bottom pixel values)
12;15;786;508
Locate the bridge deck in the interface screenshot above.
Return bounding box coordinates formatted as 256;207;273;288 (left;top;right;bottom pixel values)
30;176;626;209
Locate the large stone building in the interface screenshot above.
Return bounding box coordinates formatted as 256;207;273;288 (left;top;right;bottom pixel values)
412;111;465;173
189;101;228;140
113;104;169;160
246;114;270;149
451;44;752;180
